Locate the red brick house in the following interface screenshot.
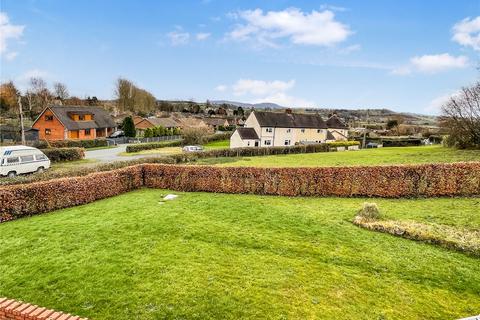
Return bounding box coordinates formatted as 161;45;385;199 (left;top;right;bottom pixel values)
32;105;117;140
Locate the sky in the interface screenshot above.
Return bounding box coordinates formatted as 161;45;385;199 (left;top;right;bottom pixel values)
0;0;479;114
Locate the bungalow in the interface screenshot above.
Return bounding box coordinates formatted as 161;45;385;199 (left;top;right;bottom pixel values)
135;117;179;136
32;105;116;140
230;110;348;148
202;118;230;131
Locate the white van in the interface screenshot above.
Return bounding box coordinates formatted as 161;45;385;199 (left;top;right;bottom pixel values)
0;146;51;177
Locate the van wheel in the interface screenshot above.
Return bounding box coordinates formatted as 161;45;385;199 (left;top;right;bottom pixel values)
37;167;45;174
7;171;16;178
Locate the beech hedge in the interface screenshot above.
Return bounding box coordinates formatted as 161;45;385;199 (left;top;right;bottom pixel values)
42;147;85;162
143;162;480;198
0;165;143;222
2;162;479;222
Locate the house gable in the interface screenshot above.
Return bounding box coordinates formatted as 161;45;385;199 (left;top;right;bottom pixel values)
32;107;66;140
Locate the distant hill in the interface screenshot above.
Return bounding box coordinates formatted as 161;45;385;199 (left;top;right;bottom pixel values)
211;100;284;110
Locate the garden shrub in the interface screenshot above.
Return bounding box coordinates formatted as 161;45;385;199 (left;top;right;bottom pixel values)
42;147;85;162
356;203;382;221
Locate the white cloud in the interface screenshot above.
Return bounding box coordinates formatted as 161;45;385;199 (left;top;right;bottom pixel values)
233;79;295;96
227;8;352;47
426;90;461;113
452;16;480;51
392;53;468;75
319;4;348;12
17;68;50;81
196;32;211;40
5;51;18;61
215;84;227;92
167;31;190;46
411;54;468;73
252;92;314;108
0;12;25;58
218;78;312;108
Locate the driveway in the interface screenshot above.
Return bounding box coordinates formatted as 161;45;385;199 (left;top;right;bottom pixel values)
85;144;162;162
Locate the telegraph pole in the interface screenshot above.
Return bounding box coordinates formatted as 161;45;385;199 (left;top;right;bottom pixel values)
18;96;26;145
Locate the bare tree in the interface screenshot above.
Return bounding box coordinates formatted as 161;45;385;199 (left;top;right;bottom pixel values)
53;82;69;100
441;81;480;148
27;77;51;118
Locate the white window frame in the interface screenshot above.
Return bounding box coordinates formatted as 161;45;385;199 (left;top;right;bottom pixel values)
286;128;291;133
265;127;273;133
301;128;305;133
284;140;290;146
264;139;272;146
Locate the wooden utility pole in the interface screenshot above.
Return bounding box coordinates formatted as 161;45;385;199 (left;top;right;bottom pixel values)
362;109;369;149
18;96;26;145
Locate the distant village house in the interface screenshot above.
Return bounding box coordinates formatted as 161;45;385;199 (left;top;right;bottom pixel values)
230;110;349;148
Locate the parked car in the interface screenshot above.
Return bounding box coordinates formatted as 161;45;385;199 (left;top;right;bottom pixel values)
0;146;51;177
182;145;204;152
366;142;378;148
109;130;125;138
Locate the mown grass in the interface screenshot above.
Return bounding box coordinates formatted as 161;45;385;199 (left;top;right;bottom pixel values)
0;189;479;319
203;139;230;150
196;145;480;167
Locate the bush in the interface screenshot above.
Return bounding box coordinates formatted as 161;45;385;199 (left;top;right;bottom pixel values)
42;147;85;162
36;139;108;149
126;140;183;153
182;128;210;145
356;203;382;221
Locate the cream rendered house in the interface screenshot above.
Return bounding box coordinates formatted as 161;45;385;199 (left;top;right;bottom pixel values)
230;110;332;148
326;114;349;141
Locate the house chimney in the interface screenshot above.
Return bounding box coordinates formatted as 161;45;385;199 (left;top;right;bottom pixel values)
285;108;292;114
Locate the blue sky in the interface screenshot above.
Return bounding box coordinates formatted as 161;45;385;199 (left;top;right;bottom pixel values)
0;0;479;114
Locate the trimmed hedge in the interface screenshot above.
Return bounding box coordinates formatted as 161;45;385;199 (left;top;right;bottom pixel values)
36;139;108;149
0;165;143;222
125;133;232;153
126;140;184;153
143;162;480;198
2;161;478;222
42;147;85;162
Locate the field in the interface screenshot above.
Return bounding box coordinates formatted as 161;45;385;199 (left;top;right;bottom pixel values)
1;189;479;319
196;145;480;167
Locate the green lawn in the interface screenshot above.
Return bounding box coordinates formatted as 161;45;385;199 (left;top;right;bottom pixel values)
0;189;478;319
196;145;480;167
203;139;230;150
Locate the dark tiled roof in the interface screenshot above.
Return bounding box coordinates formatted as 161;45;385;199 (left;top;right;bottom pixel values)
326;115;348;129
254;111;327;129
49;105;116;130
236;127;259;140
146;117;179;128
